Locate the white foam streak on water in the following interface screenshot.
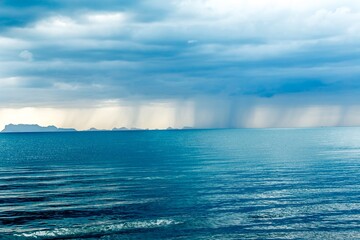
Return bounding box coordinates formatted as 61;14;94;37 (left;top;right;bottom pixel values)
16;219;179;238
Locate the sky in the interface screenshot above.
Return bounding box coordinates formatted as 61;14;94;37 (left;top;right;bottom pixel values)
1;0;360;130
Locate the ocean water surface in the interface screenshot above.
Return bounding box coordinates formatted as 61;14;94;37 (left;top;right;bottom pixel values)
0;128;360;239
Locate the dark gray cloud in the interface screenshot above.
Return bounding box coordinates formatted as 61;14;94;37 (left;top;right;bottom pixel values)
1;0;360;108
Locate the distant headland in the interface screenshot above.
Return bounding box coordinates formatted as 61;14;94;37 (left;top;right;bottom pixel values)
1;124;76;133
1;124;194;133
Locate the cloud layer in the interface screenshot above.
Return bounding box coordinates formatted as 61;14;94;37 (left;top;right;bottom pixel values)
1;0;360;128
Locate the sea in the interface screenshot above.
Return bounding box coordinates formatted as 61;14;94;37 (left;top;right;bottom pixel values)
0;128;359;239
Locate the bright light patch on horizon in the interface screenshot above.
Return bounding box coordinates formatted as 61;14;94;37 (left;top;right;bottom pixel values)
1;101;360;131
0;101;196;131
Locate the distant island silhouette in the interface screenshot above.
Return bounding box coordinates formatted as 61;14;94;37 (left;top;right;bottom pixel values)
1;124;76;133
1;124;194;133
112;127;144;131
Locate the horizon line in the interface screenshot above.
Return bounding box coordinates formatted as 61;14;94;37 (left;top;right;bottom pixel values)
1;123;360;134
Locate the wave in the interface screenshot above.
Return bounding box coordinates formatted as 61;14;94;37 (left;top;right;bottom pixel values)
14;219;179;239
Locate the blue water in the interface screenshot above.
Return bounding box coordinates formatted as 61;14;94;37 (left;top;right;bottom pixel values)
0;128;360;239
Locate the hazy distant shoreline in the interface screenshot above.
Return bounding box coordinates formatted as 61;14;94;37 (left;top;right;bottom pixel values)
0;124;194;133
1;124;358;134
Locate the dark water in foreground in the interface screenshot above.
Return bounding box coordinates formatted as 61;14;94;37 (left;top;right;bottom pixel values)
0;128;360;239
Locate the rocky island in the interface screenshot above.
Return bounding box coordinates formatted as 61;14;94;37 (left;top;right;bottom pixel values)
1;124;76;133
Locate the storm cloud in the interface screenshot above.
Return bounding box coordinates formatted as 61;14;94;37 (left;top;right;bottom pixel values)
1;0;360;129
